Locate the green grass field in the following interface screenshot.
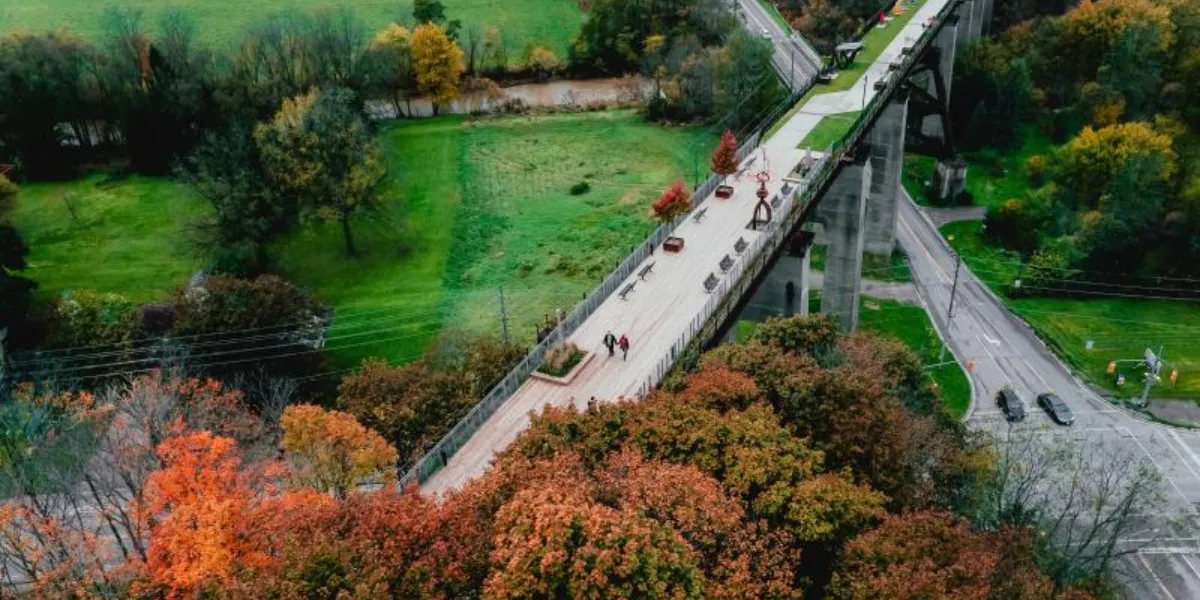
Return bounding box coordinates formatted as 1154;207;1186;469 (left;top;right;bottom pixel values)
798;111;861;152
8;175;208;303
766;0;928;139
809;244;911;283
941;221;1200;400
903;125;1055;208
1;0;583;57
3;111;714;368
855;296;971;418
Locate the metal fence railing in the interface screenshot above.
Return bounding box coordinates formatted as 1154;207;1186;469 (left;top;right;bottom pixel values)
401;133;762;486
637;0;963;392
401;0;959;487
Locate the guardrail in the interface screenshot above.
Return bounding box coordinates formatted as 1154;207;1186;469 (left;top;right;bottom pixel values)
400;132;761;486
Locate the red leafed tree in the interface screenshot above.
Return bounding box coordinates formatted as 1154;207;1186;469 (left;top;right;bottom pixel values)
233;488;486;599
711;130;738;180
652;180;692;222
831;512;1095;600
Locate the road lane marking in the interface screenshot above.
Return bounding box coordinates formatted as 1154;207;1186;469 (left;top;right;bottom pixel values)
1139;552;1181;600
1170;429;1200;478
1183;555;1200;581
1127;429;1198;513
1151;428;1200;492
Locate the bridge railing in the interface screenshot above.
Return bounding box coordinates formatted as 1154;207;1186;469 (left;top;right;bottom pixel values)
638;0;962;388
401;132;761;487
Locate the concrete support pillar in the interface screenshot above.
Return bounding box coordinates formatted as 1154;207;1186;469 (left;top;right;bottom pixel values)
955;0;981;47
864;95;908;256
933;157;968;201
731;233;812;326
816;155;871;332
798;245;811;315
922;16;958;140
979;0;994;34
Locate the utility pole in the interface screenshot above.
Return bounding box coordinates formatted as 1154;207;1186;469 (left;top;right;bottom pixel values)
1110;346;1173;408
790;48;795;90
497;286;511;345
947;253;961;319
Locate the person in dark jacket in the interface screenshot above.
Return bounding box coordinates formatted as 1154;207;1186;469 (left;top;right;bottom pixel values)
603;331;617;356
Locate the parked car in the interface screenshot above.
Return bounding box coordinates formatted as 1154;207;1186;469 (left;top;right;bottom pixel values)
996;387;1026;422
1037;392;1074;425
761;28;773;39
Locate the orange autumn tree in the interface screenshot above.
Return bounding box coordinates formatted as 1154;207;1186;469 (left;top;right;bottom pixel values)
711;129;738;180
144;431;267;595
652;180;692;222
281;404;399;497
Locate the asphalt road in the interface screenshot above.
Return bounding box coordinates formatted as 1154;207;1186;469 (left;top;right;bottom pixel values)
898;190;1200;599
735;0;819;92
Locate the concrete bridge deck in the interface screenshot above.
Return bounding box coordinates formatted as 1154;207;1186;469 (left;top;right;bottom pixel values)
423;0;955;494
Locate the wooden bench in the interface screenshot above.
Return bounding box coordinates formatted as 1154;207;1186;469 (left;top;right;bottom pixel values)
637;262;655;281
693;207;708;223
703;273;719;293
719;254;734;273
771;194;783;209
734;237;748;254
618;282;636;300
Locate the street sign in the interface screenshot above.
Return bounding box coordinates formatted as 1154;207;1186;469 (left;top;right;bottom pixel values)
1145;348;1160;373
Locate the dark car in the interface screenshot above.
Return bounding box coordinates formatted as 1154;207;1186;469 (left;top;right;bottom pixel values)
996;387;1026;422
1037;393;1074;425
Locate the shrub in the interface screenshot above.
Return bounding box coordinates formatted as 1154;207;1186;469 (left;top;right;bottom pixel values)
49;290;141;348
539;343;584;377
1025;154;1048;186
171;274;324;337
0;174;17;210
569;181;591;195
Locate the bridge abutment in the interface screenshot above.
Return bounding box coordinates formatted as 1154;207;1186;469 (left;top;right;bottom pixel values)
864;93;909;256
815;154;871;332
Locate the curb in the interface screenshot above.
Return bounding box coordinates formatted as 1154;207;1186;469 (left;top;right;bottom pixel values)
897;190;977;422
901;192;1186;430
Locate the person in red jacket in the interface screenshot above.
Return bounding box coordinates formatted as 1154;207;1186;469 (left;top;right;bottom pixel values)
617;334;630;360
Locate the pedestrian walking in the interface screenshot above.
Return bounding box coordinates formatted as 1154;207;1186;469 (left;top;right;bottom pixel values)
618;334;630;360
587;396;598;413
603;331;617;357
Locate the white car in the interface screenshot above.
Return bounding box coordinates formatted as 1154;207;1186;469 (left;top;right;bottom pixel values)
761;28;772;40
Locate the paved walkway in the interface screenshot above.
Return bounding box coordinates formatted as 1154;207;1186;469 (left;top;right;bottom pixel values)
423;0;955;495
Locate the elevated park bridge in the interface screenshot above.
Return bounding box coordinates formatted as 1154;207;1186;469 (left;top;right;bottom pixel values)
405;0;994;494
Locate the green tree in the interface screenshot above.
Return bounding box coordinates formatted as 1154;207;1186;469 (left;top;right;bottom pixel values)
99;9;221;175
182;123;294;272
0;221;36;333
254;87;385;256
368;23;416;117
0;31;98;177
